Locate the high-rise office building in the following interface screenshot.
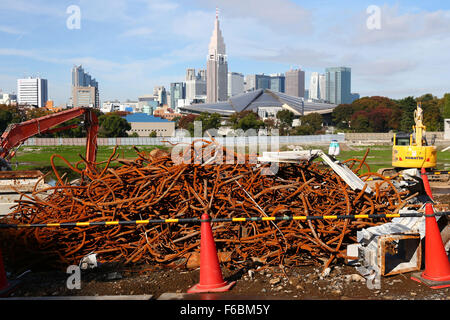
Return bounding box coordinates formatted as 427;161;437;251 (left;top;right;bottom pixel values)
319;74;327;101
170;82;186;110
17;77;48;108
270;73;285;93
244;74;272;92
206;10;228;103
228;72;244;98
72;86;96;108
285;69;305;98
71;65;99;108
350;93;360;103
325;67;351;105
153;86;167;106
309;72;319;100
308;72;326;101
186;69;207;102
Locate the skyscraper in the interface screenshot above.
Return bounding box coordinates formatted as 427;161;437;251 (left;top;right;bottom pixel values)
206;9;228;103
17;77;48;108
285;69;305;98
244;74;272;92
270;73;285;93
319;74;327;101
308;72;326;101
325;67;351;105
71;65;99;108
309;72;319;100
228;72;244;98
170;82;186;110
186;68;207;102
153;86;167;106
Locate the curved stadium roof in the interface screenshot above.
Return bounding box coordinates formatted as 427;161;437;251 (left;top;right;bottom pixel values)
179;89;337;116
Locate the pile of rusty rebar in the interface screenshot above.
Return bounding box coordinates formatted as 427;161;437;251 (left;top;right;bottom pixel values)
1;140;413;270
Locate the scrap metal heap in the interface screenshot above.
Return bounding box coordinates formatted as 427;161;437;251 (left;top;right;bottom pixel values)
0;140;414;270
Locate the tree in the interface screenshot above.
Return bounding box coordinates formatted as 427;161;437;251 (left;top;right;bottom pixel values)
130;132;139;137
98;114;131;137
187;112;221;136
332;104;354;129
301;113;323;133
351;111;371;132
263;118;276;132
0;109;13;133
228;111;264;131
442;93;450;119
276;109;295;135
177;114;198;130
397;96;416;132
149;131;157;137
368;107;393;132
419;95;444;131
276;109;294;127
291;125;315;135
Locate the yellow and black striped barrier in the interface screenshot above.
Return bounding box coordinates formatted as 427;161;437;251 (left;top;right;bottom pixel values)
425;171;450;175
0;212;448;229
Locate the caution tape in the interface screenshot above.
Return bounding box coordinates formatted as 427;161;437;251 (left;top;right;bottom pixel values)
0;211;449;229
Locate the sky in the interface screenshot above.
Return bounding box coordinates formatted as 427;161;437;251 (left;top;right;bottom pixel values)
0;0;449;105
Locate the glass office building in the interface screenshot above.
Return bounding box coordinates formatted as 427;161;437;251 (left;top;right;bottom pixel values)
325;67;351;105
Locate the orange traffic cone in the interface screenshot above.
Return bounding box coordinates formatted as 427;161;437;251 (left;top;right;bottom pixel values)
421;167;434;200
411;203;450;289
187;213;236;293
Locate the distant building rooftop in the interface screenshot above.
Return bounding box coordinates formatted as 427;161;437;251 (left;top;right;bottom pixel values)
125;113;172;123
179;89;337;116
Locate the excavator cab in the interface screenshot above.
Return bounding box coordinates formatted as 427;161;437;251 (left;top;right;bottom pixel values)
393;133;411;146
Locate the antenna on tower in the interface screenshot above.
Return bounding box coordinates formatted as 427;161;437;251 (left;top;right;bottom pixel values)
216;6;219;19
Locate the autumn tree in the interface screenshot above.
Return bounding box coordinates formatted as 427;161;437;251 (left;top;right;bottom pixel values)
332;104;354;129
228;110;264;131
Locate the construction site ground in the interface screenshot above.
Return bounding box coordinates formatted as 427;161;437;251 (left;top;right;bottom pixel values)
4;189;449;301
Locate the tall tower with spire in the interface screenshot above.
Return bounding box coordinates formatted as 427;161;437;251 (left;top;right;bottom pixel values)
206;8;228;103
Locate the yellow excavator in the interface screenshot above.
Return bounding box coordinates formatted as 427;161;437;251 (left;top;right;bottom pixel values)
379;102;449;182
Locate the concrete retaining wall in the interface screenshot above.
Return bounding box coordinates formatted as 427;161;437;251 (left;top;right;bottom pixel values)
23;134;345;147
345;132;444;142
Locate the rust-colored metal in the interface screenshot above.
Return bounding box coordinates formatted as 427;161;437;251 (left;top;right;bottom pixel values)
0;142;413;272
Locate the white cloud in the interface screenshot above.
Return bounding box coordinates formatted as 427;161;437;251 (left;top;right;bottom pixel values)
350;5;450;46
0;25;25;35
119;27;154;38
194;0;312;34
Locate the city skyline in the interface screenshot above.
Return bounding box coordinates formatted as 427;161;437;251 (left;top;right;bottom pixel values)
0;0;449;105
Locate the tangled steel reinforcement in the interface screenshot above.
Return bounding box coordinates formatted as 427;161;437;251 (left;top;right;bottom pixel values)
0;140;414;271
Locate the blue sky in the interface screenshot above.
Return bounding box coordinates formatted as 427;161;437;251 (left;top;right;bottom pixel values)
0;0;449;105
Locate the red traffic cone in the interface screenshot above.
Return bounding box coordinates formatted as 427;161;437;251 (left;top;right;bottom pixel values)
411;203;450;289
421;167;434;200
187;213;235;293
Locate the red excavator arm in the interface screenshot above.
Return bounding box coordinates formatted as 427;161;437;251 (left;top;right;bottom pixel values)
0;107;98;169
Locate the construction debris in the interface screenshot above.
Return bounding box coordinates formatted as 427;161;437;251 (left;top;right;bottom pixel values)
0;140;415;272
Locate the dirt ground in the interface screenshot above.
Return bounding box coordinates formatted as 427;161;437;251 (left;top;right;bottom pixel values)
5;261;450;300
2;188;449;301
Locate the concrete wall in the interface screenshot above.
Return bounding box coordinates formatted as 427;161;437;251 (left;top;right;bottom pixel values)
128;121;175;137
445;119;450;140
345;132;444;142
23;134;345;147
